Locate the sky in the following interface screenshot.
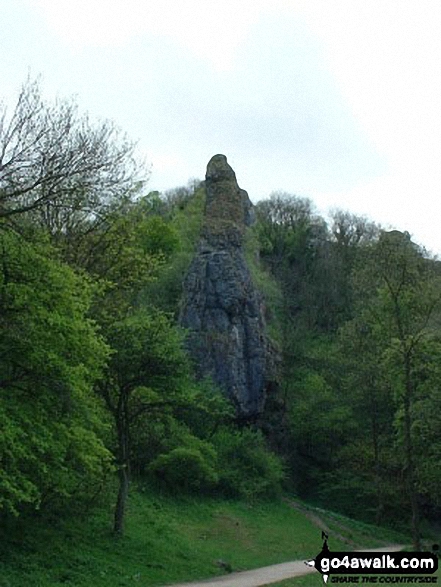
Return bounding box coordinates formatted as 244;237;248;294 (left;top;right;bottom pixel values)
2;0;441;253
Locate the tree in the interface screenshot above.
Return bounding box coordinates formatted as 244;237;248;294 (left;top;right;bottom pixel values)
67;195;178;304
139;182;207;314
322;210;381;328
410;342;441;512
254;192;328;339
96;310;195;535
0;77;146;232
351;231;441;547
61;184;188;534
0;229;112;516
255;192;326;271
337;317;398;524
330;209;379;250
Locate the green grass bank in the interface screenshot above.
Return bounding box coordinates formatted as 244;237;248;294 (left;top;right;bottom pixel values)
0;490;411;587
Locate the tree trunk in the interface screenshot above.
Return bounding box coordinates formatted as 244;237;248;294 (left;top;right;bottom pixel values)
371;411;385;526
113;396;130;536
403;354;421;550
114;461;130;535
367;382;384;526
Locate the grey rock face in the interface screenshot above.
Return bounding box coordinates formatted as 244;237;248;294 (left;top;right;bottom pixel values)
179;155;269;417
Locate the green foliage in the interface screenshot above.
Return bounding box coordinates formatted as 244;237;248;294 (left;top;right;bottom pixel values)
255;192;325;266
254;197;441;536
140;183;206;313
212;428;285;499
76;202;169;318
330;231;441;541
141;215;180;258
244;226;284;346
149;446;219;494
97;307;205;532
289;369;355;450
130;381;233;481
0;229;112;515
104;309;188;395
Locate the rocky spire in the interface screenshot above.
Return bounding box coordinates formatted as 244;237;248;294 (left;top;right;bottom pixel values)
179;155;271;418
202;154;254;248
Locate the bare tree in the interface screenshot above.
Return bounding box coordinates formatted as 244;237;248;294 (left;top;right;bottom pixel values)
330;209;380;248
0;77;148;234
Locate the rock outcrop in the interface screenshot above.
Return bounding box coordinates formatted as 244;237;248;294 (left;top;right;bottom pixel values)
179;155;271;418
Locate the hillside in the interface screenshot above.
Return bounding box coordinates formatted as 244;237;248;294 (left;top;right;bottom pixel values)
0;490;410;587
1;78;440;581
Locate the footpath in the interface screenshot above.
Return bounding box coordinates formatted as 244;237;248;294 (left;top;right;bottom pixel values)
170;546;404;587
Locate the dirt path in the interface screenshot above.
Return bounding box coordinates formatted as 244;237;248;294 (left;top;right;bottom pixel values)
169;546;404;587
282;498;360;550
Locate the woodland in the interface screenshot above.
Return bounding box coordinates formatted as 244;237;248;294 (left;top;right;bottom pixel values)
1;79;440;561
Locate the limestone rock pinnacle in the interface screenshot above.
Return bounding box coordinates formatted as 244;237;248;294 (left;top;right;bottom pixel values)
202;154;254;249
179;155;270;418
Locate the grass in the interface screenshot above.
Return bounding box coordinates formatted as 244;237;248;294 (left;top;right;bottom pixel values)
288;499;409;549
0;489;414;587
273;504;440;587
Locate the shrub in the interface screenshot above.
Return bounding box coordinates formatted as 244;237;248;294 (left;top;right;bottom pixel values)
148;446;218;494
212;428;285;500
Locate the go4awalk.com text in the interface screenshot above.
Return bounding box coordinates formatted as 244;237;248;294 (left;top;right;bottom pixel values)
305;533;439;584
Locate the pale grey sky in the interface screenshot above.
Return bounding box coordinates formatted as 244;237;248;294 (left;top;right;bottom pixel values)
2;0;441;253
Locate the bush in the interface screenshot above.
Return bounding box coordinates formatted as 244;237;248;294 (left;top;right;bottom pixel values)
212;428;285;500
148;446;218;494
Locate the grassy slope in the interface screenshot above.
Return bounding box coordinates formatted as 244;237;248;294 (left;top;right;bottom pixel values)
0;490;412;587
272;505;440;587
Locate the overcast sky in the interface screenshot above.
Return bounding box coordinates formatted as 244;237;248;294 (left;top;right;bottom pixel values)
2;0;441;253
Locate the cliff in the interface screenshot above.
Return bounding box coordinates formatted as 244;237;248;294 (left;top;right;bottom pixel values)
179;154;272;418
